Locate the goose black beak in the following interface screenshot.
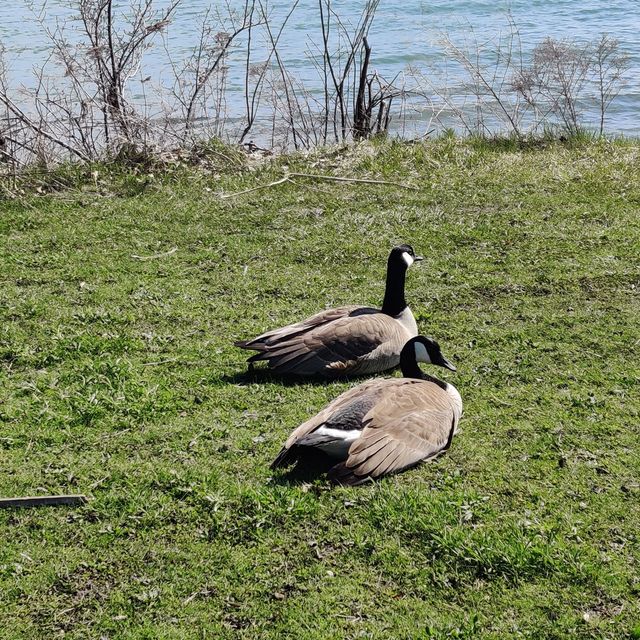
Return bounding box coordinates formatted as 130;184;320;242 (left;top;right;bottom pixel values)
414;255;424;262
440;356;456;371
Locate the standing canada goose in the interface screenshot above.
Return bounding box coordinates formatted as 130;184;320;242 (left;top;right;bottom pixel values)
271;335;462;485
235;244;423;377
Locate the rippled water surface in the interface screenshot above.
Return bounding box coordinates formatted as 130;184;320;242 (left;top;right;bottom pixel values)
1;0;639;135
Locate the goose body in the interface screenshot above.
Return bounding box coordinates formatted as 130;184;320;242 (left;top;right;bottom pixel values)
235;245;422;377
271;336;463;485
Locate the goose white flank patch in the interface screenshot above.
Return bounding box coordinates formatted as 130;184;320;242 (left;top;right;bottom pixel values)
235;244;423;377
271;336;462;485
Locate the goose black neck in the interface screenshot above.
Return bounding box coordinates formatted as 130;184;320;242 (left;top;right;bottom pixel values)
400;347;449;388
381;258;408;316
400;352;424;379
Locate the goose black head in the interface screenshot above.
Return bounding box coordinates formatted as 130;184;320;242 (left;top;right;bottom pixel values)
401;335;457;374
389;244;423;269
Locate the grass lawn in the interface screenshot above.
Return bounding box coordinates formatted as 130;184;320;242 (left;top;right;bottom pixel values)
1;137;639;639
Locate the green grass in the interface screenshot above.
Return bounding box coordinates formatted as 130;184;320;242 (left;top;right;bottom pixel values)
1;136;639;638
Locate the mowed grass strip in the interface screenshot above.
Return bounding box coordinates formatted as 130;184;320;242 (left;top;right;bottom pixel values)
0;137;639;639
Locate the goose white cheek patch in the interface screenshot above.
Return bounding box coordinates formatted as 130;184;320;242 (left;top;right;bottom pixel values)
402;252;414;267
414;342;431;363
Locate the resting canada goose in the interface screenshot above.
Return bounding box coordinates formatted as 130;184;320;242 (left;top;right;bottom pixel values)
235;244;422;377
271;335;462;485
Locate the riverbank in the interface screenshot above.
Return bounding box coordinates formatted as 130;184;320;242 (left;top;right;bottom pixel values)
1;137;639;638
1;0;638;165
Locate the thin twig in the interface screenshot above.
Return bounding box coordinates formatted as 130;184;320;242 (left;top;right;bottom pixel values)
289;172;418;190
131;247;178;260
221;171;417;198
219;175;292;198
142;357;182;366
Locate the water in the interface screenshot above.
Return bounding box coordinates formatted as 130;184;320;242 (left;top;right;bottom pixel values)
1;0;639;141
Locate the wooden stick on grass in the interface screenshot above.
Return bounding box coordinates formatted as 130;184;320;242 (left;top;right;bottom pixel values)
0;495;88;509
220;172;418;198
219;175;293;199
288;172;419;190
131;247;178;260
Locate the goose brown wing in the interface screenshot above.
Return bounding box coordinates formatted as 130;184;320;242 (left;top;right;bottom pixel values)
271;378;403;468
284;378;398;449
248;311;407;376
328;382;457;485
235;305;362;349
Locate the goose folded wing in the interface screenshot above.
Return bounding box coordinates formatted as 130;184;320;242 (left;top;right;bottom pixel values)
283;378;400;450
329;384;456;484
236;305;362;349
271;378;394;469
255;313;406;375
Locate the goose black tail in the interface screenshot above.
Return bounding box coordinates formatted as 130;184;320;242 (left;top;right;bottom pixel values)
270;446;297;470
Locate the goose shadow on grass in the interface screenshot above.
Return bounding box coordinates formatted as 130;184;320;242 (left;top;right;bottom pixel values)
221;367;381;485
268;449;338;486
218;369;339;483
220;367;367;387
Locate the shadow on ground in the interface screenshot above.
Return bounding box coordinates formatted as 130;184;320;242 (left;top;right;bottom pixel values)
220;368;351;387
269;449;337;486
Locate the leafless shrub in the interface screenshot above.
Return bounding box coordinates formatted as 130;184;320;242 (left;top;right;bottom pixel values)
590;34;629;136
512;37;592;135
0;0;182;165
237;0;408;150
0;57;91;166
75;0;180;147
166;1;260;145
422;19;630;139
318;0;381;142
510;35;629;136
352;39;401;140
434;20;526;137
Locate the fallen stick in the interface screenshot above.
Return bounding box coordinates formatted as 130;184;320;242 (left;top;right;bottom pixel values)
142;357;181;366
131;247;178;260
219;175;292;199
0;495;88;509
220;172;417;199
288;172;419;190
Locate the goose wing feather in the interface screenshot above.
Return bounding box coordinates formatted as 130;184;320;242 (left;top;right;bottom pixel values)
283;378;401;449
328;382;457;485
247;311;410;376
236;305;362;348
271;378;408;468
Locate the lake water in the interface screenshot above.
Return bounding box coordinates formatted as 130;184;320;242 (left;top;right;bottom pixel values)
1;0;639;141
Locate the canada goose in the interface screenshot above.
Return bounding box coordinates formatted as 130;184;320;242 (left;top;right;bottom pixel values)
235;244;423;377
271;335;462;485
